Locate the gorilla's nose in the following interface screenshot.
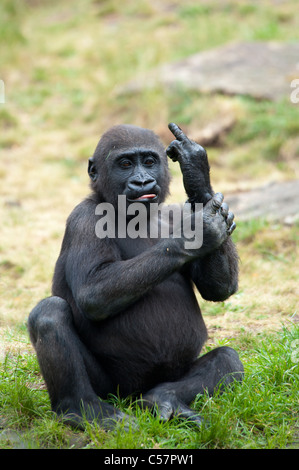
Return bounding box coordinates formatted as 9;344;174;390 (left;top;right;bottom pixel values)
128;176;156;193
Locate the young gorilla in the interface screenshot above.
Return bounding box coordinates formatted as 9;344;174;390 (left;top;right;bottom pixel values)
28;123;243;429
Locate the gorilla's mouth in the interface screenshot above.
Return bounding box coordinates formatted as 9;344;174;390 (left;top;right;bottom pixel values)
127;193;158;202
134;194;157;201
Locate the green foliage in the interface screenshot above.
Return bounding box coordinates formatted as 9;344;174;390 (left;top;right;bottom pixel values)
232;219;270;244
0;0;25;44
1;326;298;449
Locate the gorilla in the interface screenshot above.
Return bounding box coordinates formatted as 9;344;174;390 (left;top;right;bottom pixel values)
28;122;243;429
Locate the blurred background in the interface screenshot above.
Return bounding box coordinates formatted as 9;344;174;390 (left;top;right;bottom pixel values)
0;0;298;339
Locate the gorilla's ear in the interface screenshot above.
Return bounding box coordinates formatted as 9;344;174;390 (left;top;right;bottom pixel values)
88;157;98;181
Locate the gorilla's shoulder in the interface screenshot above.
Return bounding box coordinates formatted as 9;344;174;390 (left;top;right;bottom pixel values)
65;196;99;233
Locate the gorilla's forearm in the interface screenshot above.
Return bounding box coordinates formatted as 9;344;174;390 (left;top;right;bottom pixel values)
180;161;214;206
75;238;186;321
189;237;239;302
167;125;238;301
167;123;213;206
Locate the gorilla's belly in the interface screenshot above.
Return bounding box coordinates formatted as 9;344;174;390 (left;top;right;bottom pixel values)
89;276;207;394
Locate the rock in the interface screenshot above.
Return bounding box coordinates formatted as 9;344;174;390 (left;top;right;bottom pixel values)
0;429;31;449
225;180;299;223
122;42;299;101
189;114;236;146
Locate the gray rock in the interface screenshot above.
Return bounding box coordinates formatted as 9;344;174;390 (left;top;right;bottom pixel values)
122;42;299;101
0;429;31;449
226;180;299;223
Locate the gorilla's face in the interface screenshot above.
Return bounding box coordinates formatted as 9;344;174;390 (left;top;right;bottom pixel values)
88;125;170;208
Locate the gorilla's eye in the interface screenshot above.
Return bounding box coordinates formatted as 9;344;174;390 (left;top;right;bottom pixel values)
120;159;132;168
144;157;156;167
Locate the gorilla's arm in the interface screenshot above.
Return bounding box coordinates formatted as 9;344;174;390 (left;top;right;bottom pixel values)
71;235;186;321
167;123;239;301
58;195;231;321
186;237;239;302
167;123;214;207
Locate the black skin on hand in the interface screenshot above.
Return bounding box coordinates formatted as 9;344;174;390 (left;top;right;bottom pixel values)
167;122;235;234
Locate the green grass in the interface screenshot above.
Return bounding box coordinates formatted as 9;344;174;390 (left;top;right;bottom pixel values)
1;325;298;449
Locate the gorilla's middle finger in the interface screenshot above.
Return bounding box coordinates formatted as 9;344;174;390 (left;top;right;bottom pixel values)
226;211;235;226
220;202;229;218
227;221;236;235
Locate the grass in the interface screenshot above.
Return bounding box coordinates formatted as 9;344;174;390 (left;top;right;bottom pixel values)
1;324;298;449
1;0;299;449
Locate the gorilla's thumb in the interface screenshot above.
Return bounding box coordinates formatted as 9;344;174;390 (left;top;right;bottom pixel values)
207;192;224;214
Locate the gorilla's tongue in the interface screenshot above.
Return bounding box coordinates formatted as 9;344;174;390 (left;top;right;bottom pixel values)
135;194;156;200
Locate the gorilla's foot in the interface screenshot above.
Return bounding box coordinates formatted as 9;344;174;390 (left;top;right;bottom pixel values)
138;390;204;428
55;399;137;431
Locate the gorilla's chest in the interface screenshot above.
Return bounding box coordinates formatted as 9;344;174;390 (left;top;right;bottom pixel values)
116;235;158;259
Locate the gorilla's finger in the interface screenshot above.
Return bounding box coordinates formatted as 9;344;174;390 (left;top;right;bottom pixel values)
220;202;229;218
136;397;154;411
211;193;224;212
226;211;234;226
168;122;188;142
157;401;174;421
227;221;236;235
174;403;205;428
166;141;182;162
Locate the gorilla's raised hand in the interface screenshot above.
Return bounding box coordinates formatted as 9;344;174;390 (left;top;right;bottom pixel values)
167;122;213;206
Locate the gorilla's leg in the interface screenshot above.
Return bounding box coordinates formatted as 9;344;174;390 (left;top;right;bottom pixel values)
140;346;244;426
28;296;129;430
